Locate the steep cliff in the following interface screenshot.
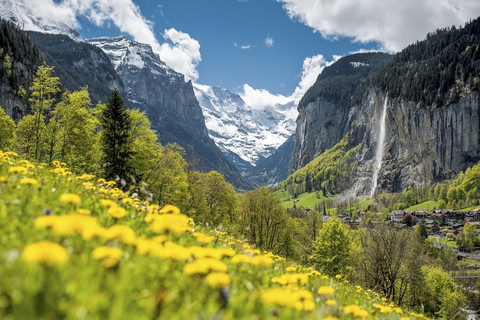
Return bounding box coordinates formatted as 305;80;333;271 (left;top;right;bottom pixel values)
87;36;253;191
0;20;43;121
290;18;480;196
27;32;124;104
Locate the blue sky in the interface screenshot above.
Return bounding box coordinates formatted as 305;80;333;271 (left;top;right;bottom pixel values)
14;0;480;106
76;0;378;96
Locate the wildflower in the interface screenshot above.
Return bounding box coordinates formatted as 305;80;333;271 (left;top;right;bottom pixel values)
190;246;223;260
249;255;273;267
100;199;117;207
322;317;339;320
19;177;38;185
49;214;100;236
108;206;127;219
317;286;335;295
156;242;191;261
34;215;59;228
379;306;393;313
22;241;68;265
335;274;342;279
183;258;228;275
8;166;27;174
76;208;91;215
286;266;297;272
159;204;181;215
205;272;231;288
91;246;123;267
0;175;7;182
135;238;163;255
106;225;136;244
219;248;236;257
150;213;190;234
400;318;410;320
325;299;336;306
121;197;133;205
52;160;60;166
59;193;81;205
193;232;214;244
231;254;250;263
344;305;369;317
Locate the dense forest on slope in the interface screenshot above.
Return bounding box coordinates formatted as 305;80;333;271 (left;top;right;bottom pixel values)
372;17;480;108
282;134;359;197
300;52;391;107
0;19;43;116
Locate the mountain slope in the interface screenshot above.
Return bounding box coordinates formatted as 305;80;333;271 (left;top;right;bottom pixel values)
289;17;480;196
193;83;296;173
27;31;124;104
87;36;253;191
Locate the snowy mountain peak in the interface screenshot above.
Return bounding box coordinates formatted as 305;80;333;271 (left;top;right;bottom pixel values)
86;36;166;71
193;83;297;170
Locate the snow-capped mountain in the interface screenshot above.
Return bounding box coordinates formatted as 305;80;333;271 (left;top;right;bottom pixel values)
0;0;80;40
193;83;297;172
86;36;252;190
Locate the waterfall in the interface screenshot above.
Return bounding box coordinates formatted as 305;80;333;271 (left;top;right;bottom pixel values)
370;96;388;197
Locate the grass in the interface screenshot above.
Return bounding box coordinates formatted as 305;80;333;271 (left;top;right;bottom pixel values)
405;201;437;211
0;150;430;319
439;238;458;248
274;190;330;209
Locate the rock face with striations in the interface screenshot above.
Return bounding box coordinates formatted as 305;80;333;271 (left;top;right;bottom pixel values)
290;55;480;195
87;36;252;191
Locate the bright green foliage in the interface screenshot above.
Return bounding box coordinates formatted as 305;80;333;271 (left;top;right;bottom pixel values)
28;64;60;161
16;114;39;158
420;266;465;319
282;134;359;197
142;144;189;207
238;187;290;253
312;216;351;276
456;221;477;249
99;89;134;182
50;88;99;172
185;170;237;227
0;106;16;150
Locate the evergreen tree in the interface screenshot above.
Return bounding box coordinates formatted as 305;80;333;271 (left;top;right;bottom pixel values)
99;89;134;183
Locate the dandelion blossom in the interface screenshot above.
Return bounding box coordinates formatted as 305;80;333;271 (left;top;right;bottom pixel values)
22;241;68;265
206;272;231;288
59;193;81;205
108;206;127;219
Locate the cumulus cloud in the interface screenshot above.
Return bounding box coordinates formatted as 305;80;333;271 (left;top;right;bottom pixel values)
3;0;201;81
160;28;201;81
265;36;274;47
277;0;480;52
240;54;338;110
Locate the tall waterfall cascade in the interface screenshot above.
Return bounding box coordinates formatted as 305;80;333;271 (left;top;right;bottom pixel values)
370;96;388;197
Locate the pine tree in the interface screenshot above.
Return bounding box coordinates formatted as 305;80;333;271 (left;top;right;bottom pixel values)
99;89;134;183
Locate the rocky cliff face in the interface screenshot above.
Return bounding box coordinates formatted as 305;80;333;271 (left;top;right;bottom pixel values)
87;36;252;191
292;85;480;196
27;32;124;104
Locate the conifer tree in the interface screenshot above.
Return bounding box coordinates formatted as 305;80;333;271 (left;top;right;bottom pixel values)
99;89;134;183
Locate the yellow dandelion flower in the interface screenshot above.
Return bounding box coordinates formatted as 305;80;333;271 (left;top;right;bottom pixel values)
295;299;316;311
400;317;410;320
344;305;369;317
108;206;127;219
380;306;393;313
34;215;59;228
335;274;342;279
325;299;336;306
183;258;228;275
52;160;60;166
19;177;38;185
92;246;123;268
394;307;403;314
8;166;28;174
97;178;106;184
249;255;273;267
322;317;339;320
193;232;214;244
0;175;7;182
231;253;250;263
219;248;236;257
205;272;231;288
76;208;91;215
159;204;181;215
156;242;191;261
60;193;81;205
22;241;68;265
100;199;117;207
121;197;133;205
135;238;163;255
317;286;335;295
286;266;297;272
105;225;136;244
150;213;190;234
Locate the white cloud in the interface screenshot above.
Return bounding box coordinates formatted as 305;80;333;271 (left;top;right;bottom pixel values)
159;28;201;81
265;36;274;47
3;0;201;81
277;0;480;52
240;54;337;110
